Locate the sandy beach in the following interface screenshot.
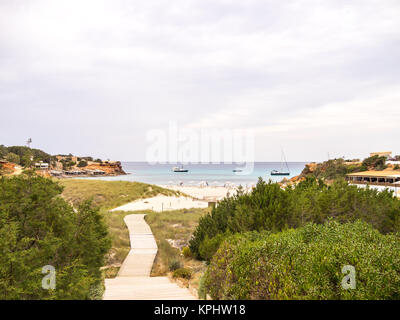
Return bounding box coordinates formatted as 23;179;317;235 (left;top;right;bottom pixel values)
111;194;209;212
111;185;253;213
159;185;234;200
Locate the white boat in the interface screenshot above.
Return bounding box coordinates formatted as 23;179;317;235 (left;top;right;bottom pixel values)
172;165;188;172
271;149;290;176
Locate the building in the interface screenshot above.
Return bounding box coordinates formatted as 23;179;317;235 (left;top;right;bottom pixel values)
369;151;392;159
50;170;63;177
346;170;400;197
34;161;49;169
86;169;106;176
202;196;223;208
64;170;86;176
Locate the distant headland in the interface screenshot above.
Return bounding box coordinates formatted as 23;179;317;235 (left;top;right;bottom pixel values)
0;144;126;178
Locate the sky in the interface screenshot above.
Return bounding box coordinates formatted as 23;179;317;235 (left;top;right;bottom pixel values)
0;0;399;162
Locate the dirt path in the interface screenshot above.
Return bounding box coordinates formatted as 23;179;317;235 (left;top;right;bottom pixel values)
103;214;196;300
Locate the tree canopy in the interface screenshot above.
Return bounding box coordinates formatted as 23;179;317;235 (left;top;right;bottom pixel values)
190;177;400;260
0;172;111;299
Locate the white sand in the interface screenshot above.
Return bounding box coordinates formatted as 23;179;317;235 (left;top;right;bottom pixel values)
159;185;235;200
111;194;208;212
111;185;254;213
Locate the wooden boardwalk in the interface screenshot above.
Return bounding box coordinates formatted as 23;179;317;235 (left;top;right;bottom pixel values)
103;214;196;300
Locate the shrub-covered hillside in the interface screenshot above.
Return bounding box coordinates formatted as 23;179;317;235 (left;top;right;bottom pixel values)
205;220;400;300
0;144;53;167
298;155;391;181
190;177;400;261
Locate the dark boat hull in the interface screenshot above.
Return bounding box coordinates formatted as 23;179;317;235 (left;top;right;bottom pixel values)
173;170;188;172
271;172;290;176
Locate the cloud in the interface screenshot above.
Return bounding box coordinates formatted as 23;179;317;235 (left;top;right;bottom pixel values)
0;0;399;161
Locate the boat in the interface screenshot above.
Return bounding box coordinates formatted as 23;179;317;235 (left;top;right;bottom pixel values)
172;165;188;172
232;169;243;172
271;169;290;176
270;149;290;176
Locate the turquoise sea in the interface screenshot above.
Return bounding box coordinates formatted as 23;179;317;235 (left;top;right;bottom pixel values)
81;162;308;186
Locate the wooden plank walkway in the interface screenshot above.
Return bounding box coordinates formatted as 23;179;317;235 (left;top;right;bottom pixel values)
103;214;196;300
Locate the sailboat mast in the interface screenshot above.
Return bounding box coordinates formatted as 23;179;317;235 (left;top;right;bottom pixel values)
281;149;290;173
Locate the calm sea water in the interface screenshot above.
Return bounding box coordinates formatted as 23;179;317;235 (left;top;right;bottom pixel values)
80;162;307;186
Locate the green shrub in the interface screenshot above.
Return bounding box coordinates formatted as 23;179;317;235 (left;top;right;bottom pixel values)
5;152;20;164
5;145;53;167
182;247;192;258
362;155;386;170
394;164;400;170
300;159;364;180
0;145;7;159
168;259;182;271
77;160;88;167
0;172;111;299
205;220;400;300
198;273;208;299
198;234;227;262
190;177;400;260
172;268;192;280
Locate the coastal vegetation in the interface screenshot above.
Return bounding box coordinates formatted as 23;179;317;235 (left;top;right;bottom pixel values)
204;220;400;300
0;172;111;299
0;173;189;299
190;177;400;261
3;155;399;300
299;155;391;181
361;154;387;170
0;144;53;167
190;177;400;299
60;179;179;210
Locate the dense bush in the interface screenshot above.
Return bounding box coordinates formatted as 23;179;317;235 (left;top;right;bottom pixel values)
0;173;111;299
204;220;400;300
362;155;387;170
172;268;192;280
168;259;182;271
300;159;364;180
77;160;88;167
6;146;53;167
5;152;20;165
61;159;76;170
0;145;8;159
190;178;400;260
182;247;192;258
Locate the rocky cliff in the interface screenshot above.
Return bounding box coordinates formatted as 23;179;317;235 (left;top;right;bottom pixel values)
86;161;126;175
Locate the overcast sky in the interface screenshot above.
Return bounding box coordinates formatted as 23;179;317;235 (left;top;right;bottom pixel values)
1;0;399;162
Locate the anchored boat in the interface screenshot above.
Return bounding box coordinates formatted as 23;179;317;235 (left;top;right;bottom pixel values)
271;169;290;176
271;149;290;176
172;165;188;172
